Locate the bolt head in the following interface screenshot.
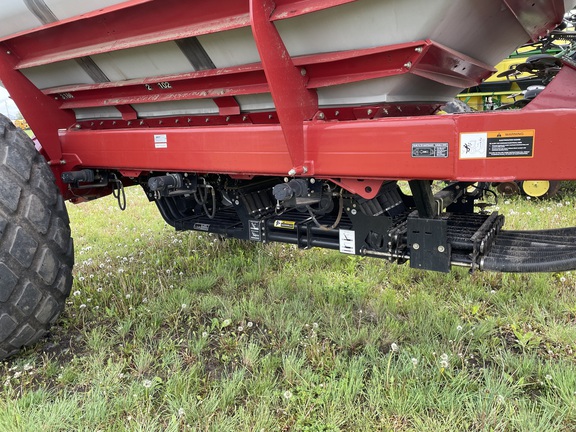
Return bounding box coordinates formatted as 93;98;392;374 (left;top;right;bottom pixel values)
438;246;445;253
351;209;357;215
412;243;420;250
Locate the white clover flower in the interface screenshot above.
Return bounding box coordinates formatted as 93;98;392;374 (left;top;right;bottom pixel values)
23;364;33;371
143;379;152;388
247;322;253;328
125;294;131;299
390;342;399;352
312;322;319;330
560;277;567;283
181;304;187;309
411;358;418;366
440;360;449;368
496;395;505;404
79;304;86;309
202;331;208;338
78;276;85;282
456;325;463;331
283;390;293;400
545;374;552;380
237;326;244;332
73;290;81;297
440;353;449;361
178;408;185;417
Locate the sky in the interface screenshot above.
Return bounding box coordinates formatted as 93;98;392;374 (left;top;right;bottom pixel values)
0;85;21;120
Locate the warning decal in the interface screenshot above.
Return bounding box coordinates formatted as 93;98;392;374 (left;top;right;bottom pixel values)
460;130;534;159
273;220;296;230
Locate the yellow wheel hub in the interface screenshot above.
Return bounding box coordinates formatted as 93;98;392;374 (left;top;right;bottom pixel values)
522;180;550;197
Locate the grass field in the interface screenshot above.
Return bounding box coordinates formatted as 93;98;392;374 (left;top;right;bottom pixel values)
2;185;576;431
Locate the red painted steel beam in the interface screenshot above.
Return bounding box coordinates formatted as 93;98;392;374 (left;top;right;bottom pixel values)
250;0;317;175
0;45;75;165
7;0;357;70
503;0;565;41
57;106;576;182
274;0;357;18
58;66;576;186
45;41;492;113
52;68;270;110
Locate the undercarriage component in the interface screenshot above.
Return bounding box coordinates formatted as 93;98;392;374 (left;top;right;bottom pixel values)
148;173;197;198
146;177;576;273
61;169;108;189
481;227;576;272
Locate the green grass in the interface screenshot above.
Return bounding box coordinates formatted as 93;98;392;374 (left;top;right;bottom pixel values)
2;186;576;431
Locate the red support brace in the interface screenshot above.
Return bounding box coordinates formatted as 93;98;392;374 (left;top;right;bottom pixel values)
250;0;318;175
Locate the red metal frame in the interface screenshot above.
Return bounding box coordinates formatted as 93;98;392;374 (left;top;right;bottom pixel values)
5;0;355;70
0;0;573;201
45;40;488;110
57;65;576;191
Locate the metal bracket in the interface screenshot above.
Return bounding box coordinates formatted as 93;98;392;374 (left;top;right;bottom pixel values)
407;216;450;272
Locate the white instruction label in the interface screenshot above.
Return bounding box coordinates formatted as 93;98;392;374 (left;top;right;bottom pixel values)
154;134;168;149
460;132;487;159
339;229;356;255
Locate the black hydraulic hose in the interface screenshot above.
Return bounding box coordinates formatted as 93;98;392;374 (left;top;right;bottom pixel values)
482;256;576;273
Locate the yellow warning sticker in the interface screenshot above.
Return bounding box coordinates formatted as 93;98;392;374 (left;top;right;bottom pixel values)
273;220;296;230
460;129;534;159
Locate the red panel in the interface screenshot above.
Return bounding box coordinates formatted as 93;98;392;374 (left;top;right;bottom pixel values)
503;0;565;41
53;68;269;110
9;0;250;69
7;0;356;70
58;106;576;186
250;0;318;174
273;0;355;19
524;62;576;110
45;41;492;117
0;46;75;165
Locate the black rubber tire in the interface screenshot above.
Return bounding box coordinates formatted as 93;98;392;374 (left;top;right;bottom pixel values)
0;115;74;360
